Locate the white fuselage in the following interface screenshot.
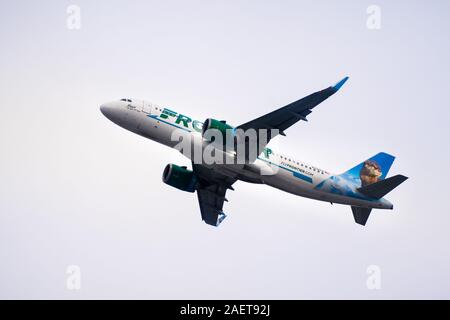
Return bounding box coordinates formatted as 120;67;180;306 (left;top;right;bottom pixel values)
100;99;393;210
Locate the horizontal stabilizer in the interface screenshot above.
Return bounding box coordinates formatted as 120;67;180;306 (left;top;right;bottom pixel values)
358;174;408;199
351;206;372;226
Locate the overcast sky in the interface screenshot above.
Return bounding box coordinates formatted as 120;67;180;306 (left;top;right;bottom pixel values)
1;0;449;299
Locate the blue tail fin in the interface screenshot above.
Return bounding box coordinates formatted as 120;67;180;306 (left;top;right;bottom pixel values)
341;152;396;188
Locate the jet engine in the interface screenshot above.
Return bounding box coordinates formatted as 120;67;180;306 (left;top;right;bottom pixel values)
162;164;197;192
202;118;234;140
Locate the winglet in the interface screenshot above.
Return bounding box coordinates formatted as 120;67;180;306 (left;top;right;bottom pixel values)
216;212;227;226
332;76;349;92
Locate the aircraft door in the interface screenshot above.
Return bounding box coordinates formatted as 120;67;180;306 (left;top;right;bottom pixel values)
142;101;152;115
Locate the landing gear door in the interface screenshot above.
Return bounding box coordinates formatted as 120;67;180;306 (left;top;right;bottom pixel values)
142;101;152;115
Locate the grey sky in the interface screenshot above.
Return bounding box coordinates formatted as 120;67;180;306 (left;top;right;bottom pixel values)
0;0;449;299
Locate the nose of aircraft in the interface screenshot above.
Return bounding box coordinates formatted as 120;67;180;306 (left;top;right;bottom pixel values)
100;101;126;125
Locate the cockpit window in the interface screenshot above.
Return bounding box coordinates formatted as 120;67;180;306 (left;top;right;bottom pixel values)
120;98;132;102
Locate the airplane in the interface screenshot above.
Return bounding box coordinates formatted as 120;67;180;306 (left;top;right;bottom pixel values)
100;77;407;227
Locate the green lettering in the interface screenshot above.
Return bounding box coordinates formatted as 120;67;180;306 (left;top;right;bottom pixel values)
160;108;177;119
175;114;192;128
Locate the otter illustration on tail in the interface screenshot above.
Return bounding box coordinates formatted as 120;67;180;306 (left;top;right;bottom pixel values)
360;160;382;187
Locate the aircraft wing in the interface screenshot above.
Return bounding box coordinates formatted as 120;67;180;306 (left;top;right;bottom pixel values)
192;163;237;227
236;77;349;162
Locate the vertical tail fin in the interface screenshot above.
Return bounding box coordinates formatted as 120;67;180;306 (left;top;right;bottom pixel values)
346;153;408;226
341;152;396;188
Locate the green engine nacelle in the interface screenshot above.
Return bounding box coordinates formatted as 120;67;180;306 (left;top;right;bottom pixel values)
202;118;234;140
162;164;197;193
